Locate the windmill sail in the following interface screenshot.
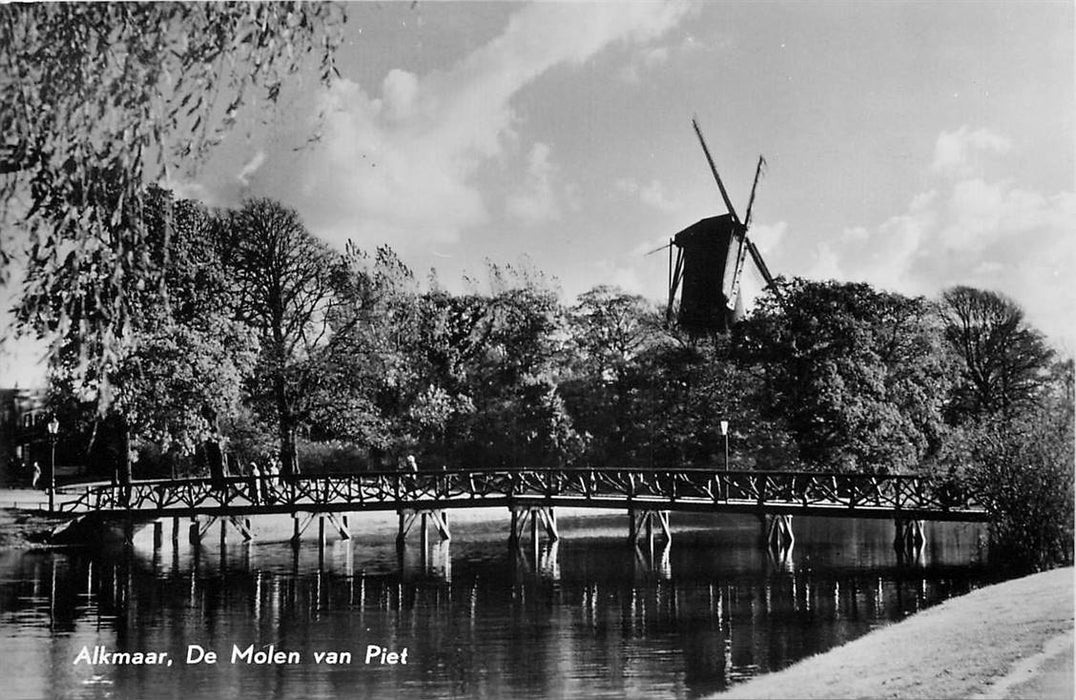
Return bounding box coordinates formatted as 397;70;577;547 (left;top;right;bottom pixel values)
662;120;781;333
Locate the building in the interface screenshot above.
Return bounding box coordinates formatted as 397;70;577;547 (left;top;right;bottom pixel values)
0;387;49;486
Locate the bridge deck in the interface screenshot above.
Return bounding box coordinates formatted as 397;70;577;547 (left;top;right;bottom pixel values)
52;468;990;523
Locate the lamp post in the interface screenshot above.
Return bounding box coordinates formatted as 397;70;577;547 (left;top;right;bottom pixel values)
719;420;729;472
47;416;59;512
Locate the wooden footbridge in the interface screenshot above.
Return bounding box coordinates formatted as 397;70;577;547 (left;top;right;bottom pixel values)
50;468;988;557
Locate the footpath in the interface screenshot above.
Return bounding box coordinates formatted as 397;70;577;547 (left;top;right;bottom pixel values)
713;566;1074;700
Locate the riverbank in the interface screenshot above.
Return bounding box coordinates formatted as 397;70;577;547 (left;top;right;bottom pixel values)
0;506;69;549
713;566;1074;699
0;488;57;548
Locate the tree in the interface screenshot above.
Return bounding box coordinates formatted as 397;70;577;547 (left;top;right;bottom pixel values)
222;199;343;477
399;265;575;468
569;285;662;379
564;286;667;464
2;3;345;397
43;189;257;479
948;396;1074;572
939;286;1055;421
303;244;424;462
738;279;957;472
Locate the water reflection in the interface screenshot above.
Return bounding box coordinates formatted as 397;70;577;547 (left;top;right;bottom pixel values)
0;514;993;700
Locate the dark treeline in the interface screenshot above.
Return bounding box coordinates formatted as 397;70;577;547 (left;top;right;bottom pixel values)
24;191;1073;571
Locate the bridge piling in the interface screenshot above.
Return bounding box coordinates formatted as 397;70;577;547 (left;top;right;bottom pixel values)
291;513;320;544
171;517;179;547
628;510;671;545
397;509;451;548
762;514;795;552
229;516;253;542
509;506;557;547
152;521;163;549
894;518;925;561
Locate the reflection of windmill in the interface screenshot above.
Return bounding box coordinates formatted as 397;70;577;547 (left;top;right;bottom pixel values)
653;119;782;333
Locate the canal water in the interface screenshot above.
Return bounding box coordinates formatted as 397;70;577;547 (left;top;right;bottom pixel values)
1;510;995;699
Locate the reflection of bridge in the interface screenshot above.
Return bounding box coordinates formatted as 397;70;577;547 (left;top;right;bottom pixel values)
51;468;987;559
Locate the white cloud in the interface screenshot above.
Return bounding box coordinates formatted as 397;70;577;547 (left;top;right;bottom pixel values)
296;1;690;251
588;259;648;299
616;177;681;213
236;150;266;187
643;46;670;67
159;173;219;207
618;44;672;83
797;128;1076;348
506;142;561;225
930;126;1012;177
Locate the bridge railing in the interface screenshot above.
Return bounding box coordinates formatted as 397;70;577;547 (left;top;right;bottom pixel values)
53;467;983;517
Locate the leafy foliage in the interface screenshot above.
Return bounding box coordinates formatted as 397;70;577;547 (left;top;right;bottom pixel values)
44;189;257;476
222;198;344;475
939;285;1055;421
737;279;957;472
950;397;1074;572
2;2;345;391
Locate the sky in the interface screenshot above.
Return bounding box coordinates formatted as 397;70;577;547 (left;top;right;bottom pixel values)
2;0;1074;385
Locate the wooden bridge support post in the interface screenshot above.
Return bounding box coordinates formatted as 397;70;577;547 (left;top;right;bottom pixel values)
628;510;672;545
763;514;795;552
291;513;315;545
509;507;558;547
397;511;407;549
123;518;135;548
171;517;180;547
152;521;163;550
188;517;201;545
510;508;522;545
228;517;254;543
894;518;925;561
397;509;451;548
325;513;350;541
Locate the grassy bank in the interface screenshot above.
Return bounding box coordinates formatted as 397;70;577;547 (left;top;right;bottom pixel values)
713;567;1074;699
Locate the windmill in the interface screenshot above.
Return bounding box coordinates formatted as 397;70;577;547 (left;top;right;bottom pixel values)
651;119;782;333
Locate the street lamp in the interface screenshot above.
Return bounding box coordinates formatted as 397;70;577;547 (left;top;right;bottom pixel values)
47;416;59;512
719;420;729;472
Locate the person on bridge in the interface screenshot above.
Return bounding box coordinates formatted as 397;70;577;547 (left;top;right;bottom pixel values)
265;457;281;503
248;462;262;505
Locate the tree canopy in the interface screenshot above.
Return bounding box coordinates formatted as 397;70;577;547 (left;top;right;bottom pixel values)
1;2;345;396
737;279;957;472
939;285;1055;421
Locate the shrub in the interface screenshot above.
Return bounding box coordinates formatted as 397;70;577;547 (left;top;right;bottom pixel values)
959;401;1074;572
